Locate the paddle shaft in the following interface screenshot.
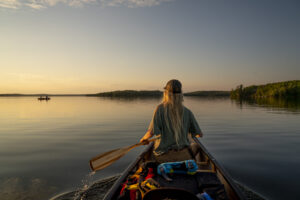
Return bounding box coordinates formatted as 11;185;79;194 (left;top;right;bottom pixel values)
90;137;159;172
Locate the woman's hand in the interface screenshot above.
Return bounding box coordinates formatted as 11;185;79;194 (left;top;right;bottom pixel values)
139;130;154;145
196;132;203;138
140;138;150;145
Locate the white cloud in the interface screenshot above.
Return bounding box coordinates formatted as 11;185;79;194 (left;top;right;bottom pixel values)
0;0;21;9
68;0;97;7
101;0;172;8
0;0;171;9
43;0;67;6
25;0;46;9
29;0;96;7
26;3;45;9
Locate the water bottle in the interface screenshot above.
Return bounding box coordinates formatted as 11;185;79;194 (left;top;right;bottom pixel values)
196;192;213;200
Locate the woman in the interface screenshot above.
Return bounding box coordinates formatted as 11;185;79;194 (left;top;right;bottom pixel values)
140;79;203;163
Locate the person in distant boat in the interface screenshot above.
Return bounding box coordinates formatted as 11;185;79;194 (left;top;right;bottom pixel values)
140;79;203;163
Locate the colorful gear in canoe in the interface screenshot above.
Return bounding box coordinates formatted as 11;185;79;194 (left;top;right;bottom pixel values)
125;178;160;198
119;163;159;200
157;160;198;181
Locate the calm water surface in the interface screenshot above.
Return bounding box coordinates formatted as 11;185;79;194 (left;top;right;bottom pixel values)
0;97;299;200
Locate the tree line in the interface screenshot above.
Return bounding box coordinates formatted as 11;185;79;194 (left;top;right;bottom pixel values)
230;80;300;99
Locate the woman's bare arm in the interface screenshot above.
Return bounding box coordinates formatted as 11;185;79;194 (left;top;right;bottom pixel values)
139;130;154;143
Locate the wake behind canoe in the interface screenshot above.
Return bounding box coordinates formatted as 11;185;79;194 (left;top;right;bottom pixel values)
103;137;246;200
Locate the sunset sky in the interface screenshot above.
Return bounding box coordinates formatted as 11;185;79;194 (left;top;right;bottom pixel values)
1;0;299;94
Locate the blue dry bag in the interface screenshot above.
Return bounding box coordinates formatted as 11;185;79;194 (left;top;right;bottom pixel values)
157;160;198;176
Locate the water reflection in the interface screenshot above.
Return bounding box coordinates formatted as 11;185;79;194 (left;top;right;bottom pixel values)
0;177;57;200
232;97;300;113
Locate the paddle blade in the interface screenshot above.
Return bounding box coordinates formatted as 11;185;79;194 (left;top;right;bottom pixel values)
90;146;134;171
89;137;159;172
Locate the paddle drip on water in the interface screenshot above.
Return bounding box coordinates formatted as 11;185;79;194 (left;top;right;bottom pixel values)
73;171;96;200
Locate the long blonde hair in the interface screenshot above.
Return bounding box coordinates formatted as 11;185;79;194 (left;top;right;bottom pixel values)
162;90;184;145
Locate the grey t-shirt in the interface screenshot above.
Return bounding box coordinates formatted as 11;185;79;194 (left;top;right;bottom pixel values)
148;104;202;155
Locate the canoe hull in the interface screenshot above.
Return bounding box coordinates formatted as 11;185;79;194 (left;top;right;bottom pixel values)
103;137;246;200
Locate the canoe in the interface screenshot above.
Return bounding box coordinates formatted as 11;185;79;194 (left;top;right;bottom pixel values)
103;137;246;200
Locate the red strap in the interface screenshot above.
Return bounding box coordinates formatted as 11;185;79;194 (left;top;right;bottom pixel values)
129;190;136;200
120;180;128;195
145;168;155;179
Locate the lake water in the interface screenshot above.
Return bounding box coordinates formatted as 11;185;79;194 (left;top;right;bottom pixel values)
0;96;299;200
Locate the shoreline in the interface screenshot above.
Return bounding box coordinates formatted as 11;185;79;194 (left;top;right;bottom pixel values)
0;90;230;98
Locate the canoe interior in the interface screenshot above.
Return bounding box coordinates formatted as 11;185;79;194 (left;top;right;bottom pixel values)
104;137;246;200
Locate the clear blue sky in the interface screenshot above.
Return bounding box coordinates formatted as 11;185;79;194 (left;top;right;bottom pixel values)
1;0;299;93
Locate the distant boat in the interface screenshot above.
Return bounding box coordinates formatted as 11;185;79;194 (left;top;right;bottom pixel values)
37;96;51;101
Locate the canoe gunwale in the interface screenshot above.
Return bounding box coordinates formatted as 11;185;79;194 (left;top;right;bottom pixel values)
193;137;246;200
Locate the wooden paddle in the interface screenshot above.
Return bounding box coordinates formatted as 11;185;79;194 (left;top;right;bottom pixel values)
89;137;159;172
